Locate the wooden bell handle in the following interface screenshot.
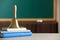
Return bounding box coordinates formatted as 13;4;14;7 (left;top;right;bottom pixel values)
14;5;17;18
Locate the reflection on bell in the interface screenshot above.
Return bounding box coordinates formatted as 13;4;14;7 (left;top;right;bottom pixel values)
9;5;20;28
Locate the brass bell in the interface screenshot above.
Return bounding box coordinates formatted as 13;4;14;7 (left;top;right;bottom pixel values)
8;5;20;28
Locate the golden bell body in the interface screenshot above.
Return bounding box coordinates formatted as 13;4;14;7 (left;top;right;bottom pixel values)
9;18;20;28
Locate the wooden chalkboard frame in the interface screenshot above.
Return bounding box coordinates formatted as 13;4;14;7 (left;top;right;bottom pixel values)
0;0;57;21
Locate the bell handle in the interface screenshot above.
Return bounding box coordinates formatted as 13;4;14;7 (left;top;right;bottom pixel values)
14;5;17;18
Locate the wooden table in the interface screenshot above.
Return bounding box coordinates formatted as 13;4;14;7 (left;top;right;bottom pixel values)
0;33;59;40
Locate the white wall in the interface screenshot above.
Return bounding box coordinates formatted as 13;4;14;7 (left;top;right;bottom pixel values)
57;0;60;33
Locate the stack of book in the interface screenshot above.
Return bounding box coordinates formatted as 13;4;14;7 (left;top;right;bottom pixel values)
0;28;32;38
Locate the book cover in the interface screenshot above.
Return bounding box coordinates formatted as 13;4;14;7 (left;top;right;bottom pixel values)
0;31;32;38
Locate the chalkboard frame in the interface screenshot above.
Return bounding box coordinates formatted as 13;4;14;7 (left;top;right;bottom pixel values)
0;0;57;21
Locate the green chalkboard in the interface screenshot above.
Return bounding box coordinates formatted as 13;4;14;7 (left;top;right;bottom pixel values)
0;0;56;20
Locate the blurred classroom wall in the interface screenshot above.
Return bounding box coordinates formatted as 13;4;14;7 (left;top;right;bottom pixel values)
57;0;60;33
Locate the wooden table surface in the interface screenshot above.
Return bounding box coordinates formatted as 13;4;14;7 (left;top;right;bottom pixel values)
0;33;59;40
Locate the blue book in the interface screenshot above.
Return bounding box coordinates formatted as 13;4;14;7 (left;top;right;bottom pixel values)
0;31;32;38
